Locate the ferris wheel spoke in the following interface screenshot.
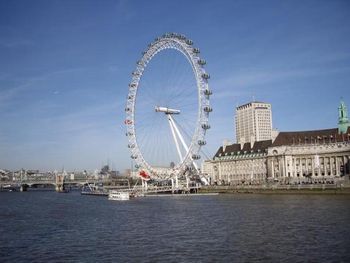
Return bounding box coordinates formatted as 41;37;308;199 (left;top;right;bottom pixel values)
168;93;198;109
172;117;194;143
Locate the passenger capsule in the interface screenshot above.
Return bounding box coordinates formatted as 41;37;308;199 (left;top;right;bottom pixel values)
129;83;136;88
193;48;200;54
198;59;206;66
202;73;210;80
131;154;137;159
204;89;212;96
198;140;206;146
192;154;201;160
186;39;193;45
139;170;150;180
125;119;133;125
204;106;212;113
201;123;211;130
125;107;131;112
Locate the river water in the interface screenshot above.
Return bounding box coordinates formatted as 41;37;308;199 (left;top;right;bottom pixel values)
0;191;349;262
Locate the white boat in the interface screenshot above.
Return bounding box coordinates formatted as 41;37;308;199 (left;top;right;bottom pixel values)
108;190;132;201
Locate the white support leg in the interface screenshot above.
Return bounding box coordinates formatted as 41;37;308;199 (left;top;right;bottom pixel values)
168;115;183;162
168;115;199;171
168;115;189;152
171;178;174;193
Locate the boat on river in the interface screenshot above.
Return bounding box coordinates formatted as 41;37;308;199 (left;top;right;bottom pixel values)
81;183;108;196
108;190;132;201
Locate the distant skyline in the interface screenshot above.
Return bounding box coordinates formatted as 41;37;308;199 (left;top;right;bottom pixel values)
0;0;349;171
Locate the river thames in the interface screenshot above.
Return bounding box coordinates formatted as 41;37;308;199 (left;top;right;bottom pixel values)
0;191;349;262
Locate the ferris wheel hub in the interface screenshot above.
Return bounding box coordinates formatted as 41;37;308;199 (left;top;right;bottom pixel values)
155;106;181;115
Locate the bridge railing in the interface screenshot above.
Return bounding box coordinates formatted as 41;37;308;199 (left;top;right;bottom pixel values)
0;178;113;186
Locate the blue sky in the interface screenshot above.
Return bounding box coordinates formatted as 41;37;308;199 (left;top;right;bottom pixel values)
0;0;349;171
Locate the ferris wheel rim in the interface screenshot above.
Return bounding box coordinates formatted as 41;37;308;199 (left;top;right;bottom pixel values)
125;33;212;179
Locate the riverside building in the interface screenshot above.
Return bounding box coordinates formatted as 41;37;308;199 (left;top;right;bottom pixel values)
202;100;350;185
235;101;273;144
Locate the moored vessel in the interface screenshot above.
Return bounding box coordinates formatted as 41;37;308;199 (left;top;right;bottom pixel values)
108;190;132;201
81;183;108;196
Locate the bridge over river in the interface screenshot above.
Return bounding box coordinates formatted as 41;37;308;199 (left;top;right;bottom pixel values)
0;178;112;192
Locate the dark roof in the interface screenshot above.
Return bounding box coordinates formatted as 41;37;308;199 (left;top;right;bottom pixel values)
214;140;272;158
252;140;274;151
236;101;269;110
272;127;350;147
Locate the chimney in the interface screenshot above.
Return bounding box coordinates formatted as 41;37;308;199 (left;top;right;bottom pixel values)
223;139;232;152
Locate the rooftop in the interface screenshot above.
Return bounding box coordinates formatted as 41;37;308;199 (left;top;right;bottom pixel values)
236;101;270;110
272;127;350;147
214;140;273;158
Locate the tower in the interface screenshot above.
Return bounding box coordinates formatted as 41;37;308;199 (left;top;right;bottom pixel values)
235;101;272;144
338;100;350;134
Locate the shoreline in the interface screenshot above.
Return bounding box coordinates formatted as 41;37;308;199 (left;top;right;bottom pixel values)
200;185;350;195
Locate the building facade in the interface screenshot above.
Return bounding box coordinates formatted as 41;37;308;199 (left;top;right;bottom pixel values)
204;128;350;185
202;140;271;185
235;101;272;144
203;101;350;185
267;128;350;184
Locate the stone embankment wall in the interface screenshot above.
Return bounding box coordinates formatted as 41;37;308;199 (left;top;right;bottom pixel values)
200;184;350;194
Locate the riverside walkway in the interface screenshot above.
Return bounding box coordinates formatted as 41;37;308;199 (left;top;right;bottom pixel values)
201;182;350;194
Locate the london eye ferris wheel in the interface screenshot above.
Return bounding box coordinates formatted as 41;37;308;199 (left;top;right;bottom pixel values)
125;33;212;180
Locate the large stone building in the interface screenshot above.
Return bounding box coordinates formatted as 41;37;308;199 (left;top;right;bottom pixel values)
202;140;272;185
266;128;350;184
202;101;350;185
235;101;273;144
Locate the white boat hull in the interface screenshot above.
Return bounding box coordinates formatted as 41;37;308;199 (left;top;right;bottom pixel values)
108;190;131;201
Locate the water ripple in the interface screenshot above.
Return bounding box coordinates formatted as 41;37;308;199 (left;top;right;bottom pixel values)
0;192;350;262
